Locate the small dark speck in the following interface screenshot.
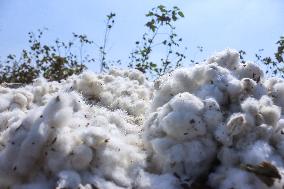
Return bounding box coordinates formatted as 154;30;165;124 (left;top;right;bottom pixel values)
184;132;188;135
56;96;60;101
190;119;195;124
184;178;190;182
40;115;43;118
91;184;99;189
281;130;284;135
13;166;17;171
104;139;109;143
51;137;57;144
180;183;190;189
173;172;181;179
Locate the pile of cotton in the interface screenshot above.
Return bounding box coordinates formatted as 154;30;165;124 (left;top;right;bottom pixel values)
72;69;152;117
0;91;148;189
3;49;284;189
144;49;284;189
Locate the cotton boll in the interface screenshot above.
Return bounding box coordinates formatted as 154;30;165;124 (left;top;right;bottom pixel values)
135;170;180;189
13;175;52;189
127;69;146;84
207;48;240;70
161;111;206;140
226;78;242;98
236;61;264;82
240;78;257;98
20;107;44;131
50;108;73;128
150;137;174;153
130;99;147;116
260;105;281;127
0;110;24;132
270;82;284;109
255;124;274;140
253;83;268;99
272;119;284;144
43;94;71;119
103;74;115;83
151;69;200;111
43;92;83;123
182;139;216;178
73;72;104;98
275;140;284;158
212;168;255;189
71;144;93;170
100;91;113;106
203;98;223;131
241;97;259;115
264;77;284;91
12;93;28;110
259;96;281;127
56;170;81;189
218;147;239;166
214;124;232;146
0;94;11;112
196;84;224;105
13;183;51;189
13;90;34;109
82;175;128;189
13;122;50;175
150;138;216;181
20;90;34;105
171;68;197;92
168;92;204;114
240;140;273;165
50;128;78;155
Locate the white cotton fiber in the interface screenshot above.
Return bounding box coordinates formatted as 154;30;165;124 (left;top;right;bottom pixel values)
135;170;180;189
2;49;284;188
71;144;93;170
56;170;81;189
236;61;264;81
207;49;240;70
240;140;273;165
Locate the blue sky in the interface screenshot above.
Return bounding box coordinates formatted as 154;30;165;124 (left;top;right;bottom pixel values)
0;0;283;72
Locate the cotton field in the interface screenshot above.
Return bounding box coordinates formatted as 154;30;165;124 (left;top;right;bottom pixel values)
1;49;284;189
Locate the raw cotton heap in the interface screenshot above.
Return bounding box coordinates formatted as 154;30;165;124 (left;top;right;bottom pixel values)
0;70;151;189
1;49;284;189
144;49;284;189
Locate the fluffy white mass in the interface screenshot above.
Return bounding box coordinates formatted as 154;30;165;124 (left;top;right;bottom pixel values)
1;49;284;188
